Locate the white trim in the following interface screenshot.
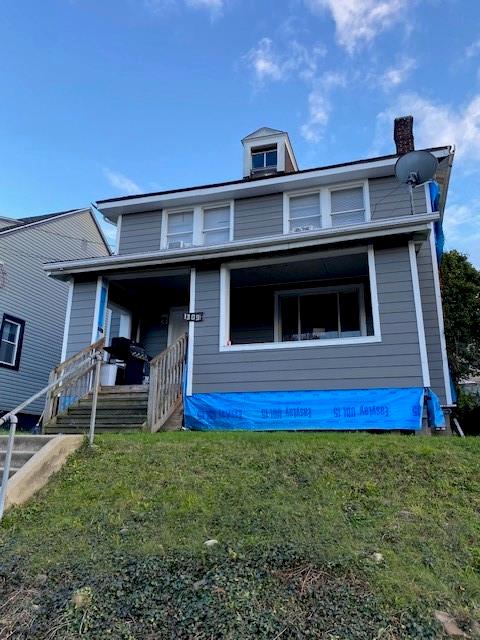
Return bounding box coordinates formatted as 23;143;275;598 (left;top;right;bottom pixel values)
186;268;196;396
98;149;451;215
219;247;382;352
220;336;381;353
408;241;431;387
60;278;74;362
45;214;439;277
364;180;371;222
115;215;122;255
219;265;230;347
428;223;453;404
368;245;381;339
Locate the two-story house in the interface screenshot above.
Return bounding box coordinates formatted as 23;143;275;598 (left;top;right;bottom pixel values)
44;119;453;433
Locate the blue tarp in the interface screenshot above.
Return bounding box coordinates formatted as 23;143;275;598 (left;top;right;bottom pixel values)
426;389;446;429
184;387;426;431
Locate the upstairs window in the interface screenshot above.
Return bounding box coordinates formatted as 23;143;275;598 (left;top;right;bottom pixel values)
203;205;231;246
251;146;277;172
330;187;365;227
166;211;194;249
288;193;321;233
0;314;25;370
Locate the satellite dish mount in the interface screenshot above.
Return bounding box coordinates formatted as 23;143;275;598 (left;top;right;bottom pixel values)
394;150;438;215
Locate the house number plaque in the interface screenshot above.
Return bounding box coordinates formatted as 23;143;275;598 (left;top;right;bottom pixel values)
183;312;204;322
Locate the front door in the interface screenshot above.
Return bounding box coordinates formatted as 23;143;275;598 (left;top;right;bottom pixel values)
167;306;188;346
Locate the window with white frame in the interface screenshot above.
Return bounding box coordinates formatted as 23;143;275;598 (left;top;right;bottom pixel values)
203;205;231;246
276;286;365;342
288;193;321;233
251;146;277;171
165;210;194;249
0;314;25;369
330;186;365;227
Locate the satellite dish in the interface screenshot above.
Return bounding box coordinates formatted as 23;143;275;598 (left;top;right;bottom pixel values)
395;150;438;186
394;150;438;215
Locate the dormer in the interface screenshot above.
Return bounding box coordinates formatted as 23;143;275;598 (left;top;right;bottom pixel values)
242;127;298;178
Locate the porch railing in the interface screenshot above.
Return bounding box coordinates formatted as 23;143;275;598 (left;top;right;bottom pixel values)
147;333;188;432
44;338;105;426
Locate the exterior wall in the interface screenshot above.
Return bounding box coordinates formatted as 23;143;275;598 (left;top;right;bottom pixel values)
0;211;109;415
369;176;427;220
191;244;424;394
115;178;430;254
118;211;162;254
65;281;97;359
416;239;448;403
233;193;284;240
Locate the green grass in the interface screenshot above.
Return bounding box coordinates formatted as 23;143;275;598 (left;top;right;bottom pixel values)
1;432;480;638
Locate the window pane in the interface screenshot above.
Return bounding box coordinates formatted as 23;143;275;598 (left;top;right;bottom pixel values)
290;193;320;220
167;211;193;234
300;293;338;339
331;210;365;227
252;153;264;169
0;340;14;364
280;296;298;341
167;233;193;249
204;206;230;230
290;216;321;232
339;291;360;335
331;187;364;213
2;321;18;343
204;229;229;246
265;150;277;167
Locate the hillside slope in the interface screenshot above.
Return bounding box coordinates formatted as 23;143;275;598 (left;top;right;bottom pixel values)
1;432;479;638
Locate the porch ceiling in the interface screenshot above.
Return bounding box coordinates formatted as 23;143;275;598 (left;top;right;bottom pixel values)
230;253;368;287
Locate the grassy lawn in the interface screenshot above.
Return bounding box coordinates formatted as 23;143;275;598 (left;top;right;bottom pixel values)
1;432;479;638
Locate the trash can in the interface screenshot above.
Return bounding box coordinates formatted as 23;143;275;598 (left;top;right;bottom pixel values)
100;363;118;386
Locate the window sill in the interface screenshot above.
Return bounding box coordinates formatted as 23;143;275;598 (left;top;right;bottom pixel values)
219;335;381;352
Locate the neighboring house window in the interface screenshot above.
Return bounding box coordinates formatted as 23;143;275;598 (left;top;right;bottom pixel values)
251;146;277;171
166;210;194;249
288;193;321;233
276;286;365;342
203;205;231;246
0;314;25;370
330;186;365;227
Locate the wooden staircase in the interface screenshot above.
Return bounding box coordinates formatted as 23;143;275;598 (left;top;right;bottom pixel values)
44;386;149;434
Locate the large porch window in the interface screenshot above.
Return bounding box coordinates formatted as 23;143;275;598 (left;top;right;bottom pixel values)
220;248;381;351
275;285;365;342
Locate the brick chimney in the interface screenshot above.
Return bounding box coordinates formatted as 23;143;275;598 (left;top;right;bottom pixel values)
394;115;414;155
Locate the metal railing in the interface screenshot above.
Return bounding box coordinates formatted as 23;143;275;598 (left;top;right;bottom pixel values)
147;333;187;432
0;340;104;520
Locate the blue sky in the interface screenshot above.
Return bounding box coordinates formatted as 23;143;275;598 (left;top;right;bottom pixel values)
1;0;479;264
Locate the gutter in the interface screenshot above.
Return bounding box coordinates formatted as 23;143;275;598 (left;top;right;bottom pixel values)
44;212;439;278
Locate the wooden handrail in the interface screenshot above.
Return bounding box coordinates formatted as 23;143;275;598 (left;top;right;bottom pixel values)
54;338;105;373
147;333;188;432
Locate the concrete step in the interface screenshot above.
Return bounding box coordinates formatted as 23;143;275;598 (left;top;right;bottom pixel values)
0;450;38;466
0;435;54;452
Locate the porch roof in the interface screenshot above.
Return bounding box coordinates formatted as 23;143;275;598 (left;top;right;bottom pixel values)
44;212;438;280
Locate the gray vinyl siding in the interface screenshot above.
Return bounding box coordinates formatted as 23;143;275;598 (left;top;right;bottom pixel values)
369;176;427;220
416;238;447;403
66;281;97;359
141;323;168;359
192;244;424;393
234;194;283;240
0;211;109;416
118;211;162;254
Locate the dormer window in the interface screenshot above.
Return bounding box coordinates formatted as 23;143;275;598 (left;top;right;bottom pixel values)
251;146;277;172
